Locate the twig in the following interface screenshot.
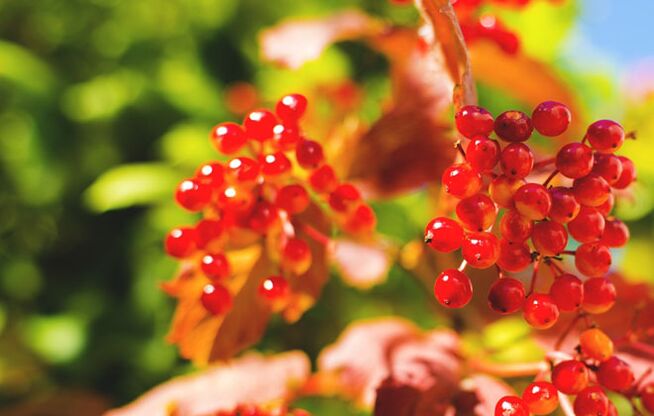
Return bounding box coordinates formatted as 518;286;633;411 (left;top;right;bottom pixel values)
543;169;560;187
528;257;542;295
534;157;555;170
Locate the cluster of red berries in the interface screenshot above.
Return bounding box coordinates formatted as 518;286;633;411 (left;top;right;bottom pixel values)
424;100;635;332
215;404;310;416
164;93;375;316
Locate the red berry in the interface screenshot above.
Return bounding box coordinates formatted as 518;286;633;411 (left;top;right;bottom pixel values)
586;119;625;153
556;142;594;179
424;217;464;253
275;93;307;121
227;157;261;185
500;143;534;179
592;153;623;185
456;194;498;232
175;179;212;211
640;383;654;413
329;184;361;212
552;360;589;394
531;220;568;256
455;105;494;138
568;206;606;243
442;163;483;199
575;243;611;277
218;186;255;213
195;219;225;250
248;201;279;234
494;396;529;416
272;123;301;151
500;210;533;242
244;109;277;141
596;193;615;217
573;386;609;416
488;277;525;314
200;253;230;280
165;227;197;258
309;165;338;193
201;283;233;315
573;174;611;207
601;219;629;247
522;381;559;415
489;175;524;208
548;186;580;224
494;110;533;142
260;152;292;177
579;328;614;362
296;139;324;169
582;277;616;314
514;183;552;220
497;239;532;272
549;273;583;312
597;356;635;393
258;275;290;303
282;238;312;275
344;204;377;234
210;122;247;154
276;184;310;214
523;293;559;329
466;136;501;172
462;232;500;269
195;162;225;189
532;101;571;136
612;156;636;189
434;269;473;308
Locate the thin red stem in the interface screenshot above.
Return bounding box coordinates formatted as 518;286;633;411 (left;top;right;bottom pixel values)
455;141;466;159
534;157;555;170
300;223;331;246
543;169;559;187
528;257;542;295
560;250;577;256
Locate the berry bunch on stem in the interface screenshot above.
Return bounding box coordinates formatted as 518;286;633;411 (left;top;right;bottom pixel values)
164;93;375;317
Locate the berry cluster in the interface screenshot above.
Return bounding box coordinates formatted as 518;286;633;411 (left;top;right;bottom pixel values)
424;101;635;331
215;404;310;416
164;93;375;316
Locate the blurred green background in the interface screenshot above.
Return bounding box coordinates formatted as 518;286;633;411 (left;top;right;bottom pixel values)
0;0;652;414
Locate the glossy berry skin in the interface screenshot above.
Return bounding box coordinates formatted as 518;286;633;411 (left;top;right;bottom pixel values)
309;165;338;193
466;136;501;172
640;383;654;413
260;152;292;177
218;186;255;213
582;278;616;314
455;105;494;138
488;277;525;314
514;183;552;220
575;243;612;277
272;123;301;151
592;153;623;185
490;176;524;208
494;110;533;142
532;101;571;136
248;201;279;234
523;293;559;329
329;184;361;212
552;360;589;394
258;276;290;303
548;187;580;224
195;162;225;189
549;273;583;312
494;396;529;416
201;283;233;315
296;139;324;169
195;219;225;250
456;194;498;232
596;193;615;217
497;240;532;272
344;204;377;234
597;356;634;392
500;143;534;179
442;163;483;199
573;386;609;416
573;174;611;207
210;122;247;154
579;328;614;362
175;179;212;211
282;238;312;275
165;227;197;258
433;269;473;308
243;109;277;141
424;217;464;253
522;381;559;415
275;93;307;121
200;253;230;281
586;119;625;153
462;232;500;269
601;219;629;247
568;206;606;243
275;184;310;214
612;156;636;189
531;220;568;256
227;157;261;185
556;142;594;179
500;210;533;242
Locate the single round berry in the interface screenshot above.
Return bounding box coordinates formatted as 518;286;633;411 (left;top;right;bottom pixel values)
640;383;654;413
282;238;312;275
195;162;225;189
532;101;571;136
552;360;589;394
575;243;612;277
260;152;292;177
573;174;611;207
523;293;559;329
344;204;377;234
466;136;501;172
226;157;261;185
601;219;630;248
248;201;279;234
195;219;225;250
272;123;301;151
309;165;338;193
586;119;625;153
433;269;473;308
549;273;583;312
548;186;580;224
218;186;255;213
258;275;290;303
210;122;247;154
490;176;524;208
200;253;230;280
456;194;498;232
442;163;483;199
494;396;529;416
455;105;494;138
592;153;624;185
556;142;594;179
175;179;212;211
462;232;500;269
582;277;616;314
244;109;277;141
596;193;615;217
296;139;324;169
497;239;532;272
275;93;307;122
165;227;197;258
612;156;636;189
201;283;233;315
514;183;552;220
579;328;614;362
573;386;609;416
531;220;568;256
500;210;533;242
522;381;559;415
494;110;534;142
568;206;606;243
500;143;534;179
276;184;310;214
329;184;361;212
488;277;525;314
424;217;464;253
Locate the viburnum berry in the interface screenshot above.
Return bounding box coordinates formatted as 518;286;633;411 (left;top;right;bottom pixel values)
549;273;583;312
488;277;525;314
523;293;559;329
281;238;312;275
500;210;533;242
258;275;290;303
556;142;594;179
329;184;361;212
522;381;559;415
551;359;589;394
597;356;635;393
248;201;279;234
494;110;533;142
640;383;654;413
455;105;494;138
548;186;580;224
497;239;532;272
494;396;529;416
195;162;225;189
592;153;623;185
573;174;611;207
275;93;307;122
226;157;261;185
424;217;464;253
582;278;617;314
513;183;552;220
466;136;501;172
531;220;568;256
200;253;230;280
195;219;225;250
579;328;614;362
489;175;524;208
532;101;571;136
272;123;301;151
296;139;324;169
462;232;500;269
344;204;377;234
243;109;277;141
442;163;483;199
433;269;473;308
218;185;255;213
585;119;625;153
309;165;338;193
210;122;247;154
500;142;534;179
456;194;498;232
275;184;310;214
601;219;630;247
260;152;292;177
575;243;612;277
165;227;198;258
175;179;212;211
568;206;606;243
201;283;233;315
573;386;609;416
596;193;615;217
612;156;636;189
